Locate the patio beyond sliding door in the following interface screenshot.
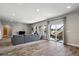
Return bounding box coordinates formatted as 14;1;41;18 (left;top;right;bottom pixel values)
49;19;64;43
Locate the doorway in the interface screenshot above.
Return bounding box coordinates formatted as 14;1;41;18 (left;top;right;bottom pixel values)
49;19;64;43
3;24;10;39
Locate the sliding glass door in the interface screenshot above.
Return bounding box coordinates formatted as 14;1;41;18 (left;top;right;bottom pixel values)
50;20;64;43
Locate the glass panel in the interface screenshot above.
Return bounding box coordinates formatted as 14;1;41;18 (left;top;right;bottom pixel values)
50;20;64;43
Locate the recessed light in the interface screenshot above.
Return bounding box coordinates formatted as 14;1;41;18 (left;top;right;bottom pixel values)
36;9;40;12
66;6;71;9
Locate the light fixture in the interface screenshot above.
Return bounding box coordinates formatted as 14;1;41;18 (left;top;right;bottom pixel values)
36;9;40;12
66;6;71;9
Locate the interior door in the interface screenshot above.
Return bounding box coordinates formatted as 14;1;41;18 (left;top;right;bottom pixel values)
3;25;10;38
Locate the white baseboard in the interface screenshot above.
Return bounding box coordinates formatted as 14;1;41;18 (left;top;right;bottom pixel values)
66;43;79;47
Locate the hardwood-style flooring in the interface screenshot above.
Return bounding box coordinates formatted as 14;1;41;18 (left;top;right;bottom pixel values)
0;40;79;56
0;38;12;47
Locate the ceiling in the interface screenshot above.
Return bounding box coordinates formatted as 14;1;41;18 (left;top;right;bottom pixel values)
0;3;79;24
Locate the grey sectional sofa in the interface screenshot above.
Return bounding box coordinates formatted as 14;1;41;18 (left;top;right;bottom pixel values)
11;34;40;45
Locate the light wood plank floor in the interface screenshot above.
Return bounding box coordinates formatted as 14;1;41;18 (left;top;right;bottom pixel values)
0;40;79;56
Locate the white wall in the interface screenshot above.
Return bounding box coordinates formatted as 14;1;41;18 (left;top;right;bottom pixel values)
66;11;79;46
11;22;31;35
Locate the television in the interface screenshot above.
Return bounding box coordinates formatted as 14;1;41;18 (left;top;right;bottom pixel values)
18;31;25;35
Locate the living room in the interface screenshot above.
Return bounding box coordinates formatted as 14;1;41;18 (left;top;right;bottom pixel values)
0;3;79;56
